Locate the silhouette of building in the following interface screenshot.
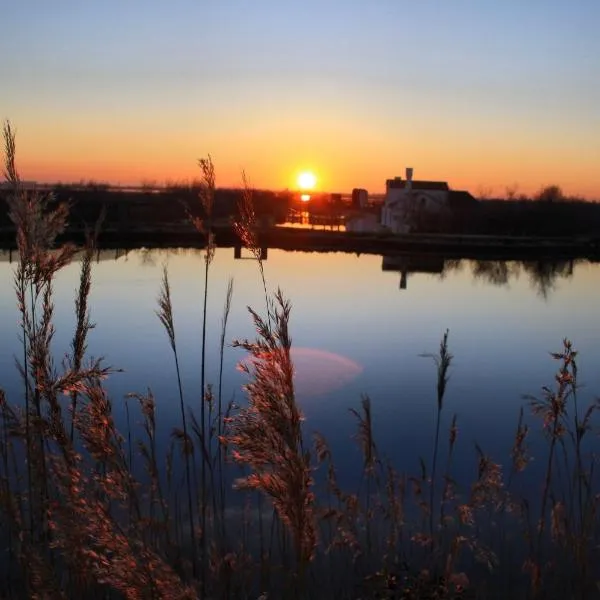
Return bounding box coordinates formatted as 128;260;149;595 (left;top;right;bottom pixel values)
351;188;369;209
381;167;476;233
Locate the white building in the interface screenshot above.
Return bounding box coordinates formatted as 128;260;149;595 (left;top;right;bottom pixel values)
381;167;451;233
345;213;379;233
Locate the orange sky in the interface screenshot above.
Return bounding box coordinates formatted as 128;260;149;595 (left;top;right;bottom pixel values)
3;2;600;199
10;112;599;199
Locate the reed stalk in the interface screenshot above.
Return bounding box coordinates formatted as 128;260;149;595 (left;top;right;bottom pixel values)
156;266;197;577
69;234;95;442
217;278;234;543
226;290;317;591
235;171;270;326
420;330;453;544
193;155;216;591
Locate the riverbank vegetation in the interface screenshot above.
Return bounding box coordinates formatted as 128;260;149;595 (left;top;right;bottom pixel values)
2;177;600;242
1;121;600;599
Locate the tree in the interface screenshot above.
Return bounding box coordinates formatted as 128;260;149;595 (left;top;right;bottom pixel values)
536;185;564;203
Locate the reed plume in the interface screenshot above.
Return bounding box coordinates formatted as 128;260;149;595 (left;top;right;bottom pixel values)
156;266;198;577
421;330;453;542
197;154;216;589
225;290;317;582
234;171;270;323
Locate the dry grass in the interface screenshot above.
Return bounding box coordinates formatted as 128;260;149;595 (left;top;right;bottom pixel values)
227;292;317;577
1;122;600;599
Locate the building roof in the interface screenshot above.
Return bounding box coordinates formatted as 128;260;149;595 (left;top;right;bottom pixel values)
386;178;449;191
447;190;478;209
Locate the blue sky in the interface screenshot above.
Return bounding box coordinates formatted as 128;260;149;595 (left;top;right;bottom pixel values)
2;0;599;195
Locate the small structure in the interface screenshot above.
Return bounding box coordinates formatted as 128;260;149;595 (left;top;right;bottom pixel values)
329;193;343;206
345;213;380;233
380;167;476;233
351;188;369;209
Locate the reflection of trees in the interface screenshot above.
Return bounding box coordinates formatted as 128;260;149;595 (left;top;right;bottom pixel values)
438;259;463;280
521;260;574;300
441;259;517;286
439;258;578;298
138;248;158;267
134;247;205;267
471;260;519;286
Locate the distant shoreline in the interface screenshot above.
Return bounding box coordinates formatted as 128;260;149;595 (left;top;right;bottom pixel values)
1;225;598;261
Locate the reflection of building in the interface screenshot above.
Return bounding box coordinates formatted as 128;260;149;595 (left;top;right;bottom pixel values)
381;167;476;233
382;254;445;289
280;209;344;231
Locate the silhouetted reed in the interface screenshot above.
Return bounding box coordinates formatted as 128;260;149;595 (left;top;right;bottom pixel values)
197;155;216;589
420;330;453;544
234;172;270;322
226;291;317;591
157;266;198;577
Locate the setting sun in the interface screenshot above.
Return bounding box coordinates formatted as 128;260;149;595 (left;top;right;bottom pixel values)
297;171;317;190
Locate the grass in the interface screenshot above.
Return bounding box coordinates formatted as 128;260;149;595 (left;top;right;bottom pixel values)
1;120;600;599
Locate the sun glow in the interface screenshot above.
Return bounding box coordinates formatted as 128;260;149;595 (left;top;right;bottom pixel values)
297;171;317;190
301;194;311;202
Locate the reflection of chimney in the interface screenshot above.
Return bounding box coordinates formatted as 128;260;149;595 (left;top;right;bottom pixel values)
405;167;413;192
400;270;407;289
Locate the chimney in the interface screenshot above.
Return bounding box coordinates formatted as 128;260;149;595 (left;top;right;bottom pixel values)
405;167;413;192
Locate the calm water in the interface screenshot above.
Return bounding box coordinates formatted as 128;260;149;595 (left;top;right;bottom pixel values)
1;247;599;489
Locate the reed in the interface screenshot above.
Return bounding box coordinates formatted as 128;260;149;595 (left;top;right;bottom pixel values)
157;266;198;577
234;171;270;322
226;290;317;594
217;278;234;544
233;170;272;578
420;330;453;553
197;155;216;590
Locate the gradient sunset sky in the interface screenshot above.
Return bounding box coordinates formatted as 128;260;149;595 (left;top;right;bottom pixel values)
2;1;599;197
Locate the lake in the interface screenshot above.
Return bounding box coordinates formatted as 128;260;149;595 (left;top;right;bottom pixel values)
1;247;599;492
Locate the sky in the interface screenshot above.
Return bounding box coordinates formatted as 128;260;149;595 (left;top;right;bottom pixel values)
2;1;599;197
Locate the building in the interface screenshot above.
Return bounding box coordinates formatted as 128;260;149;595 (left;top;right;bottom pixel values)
381;167;476;233
345;213;379;233
351;188;369;209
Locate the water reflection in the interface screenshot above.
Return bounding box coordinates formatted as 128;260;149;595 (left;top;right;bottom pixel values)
240;347;363;399
0;244;598;496
0;246;587;301
440;258;576;299
276;210;345;231
381;253;580;299
381;254;445;289
521;260;575;299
